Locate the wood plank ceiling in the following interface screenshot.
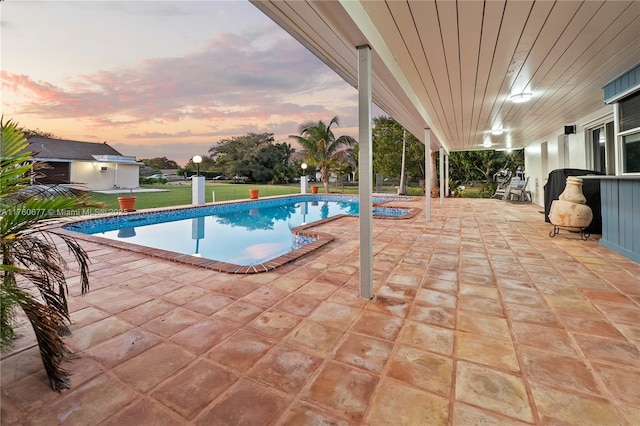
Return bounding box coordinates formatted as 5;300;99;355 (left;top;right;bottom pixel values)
252;0;640;152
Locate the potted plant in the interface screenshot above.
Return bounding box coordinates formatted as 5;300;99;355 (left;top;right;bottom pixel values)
118;190;137;211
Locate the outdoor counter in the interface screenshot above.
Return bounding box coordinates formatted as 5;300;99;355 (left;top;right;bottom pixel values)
580;175;640;263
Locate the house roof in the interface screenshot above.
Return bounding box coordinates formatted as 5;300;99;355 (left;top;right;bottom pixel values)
27;137;137;164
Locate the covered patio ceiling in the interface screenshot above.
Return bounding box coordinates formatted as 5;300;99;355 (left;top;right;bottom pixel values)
251;0;640;153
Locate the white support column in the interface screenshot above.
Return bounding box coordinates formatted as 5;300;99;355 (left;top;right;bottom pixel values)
439;147;445;205
424;129;431;222
358;45;373;300
445;154;450;197
192;176;205;205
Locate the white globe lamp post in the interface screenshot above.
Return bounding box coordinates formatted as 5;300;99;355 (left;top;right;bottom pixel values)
192;155;205;205
300;163;309;194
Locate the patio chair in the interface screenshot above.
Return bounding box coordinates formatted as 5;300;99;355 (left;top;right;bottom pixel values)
495;176;520;200
506;176;531;203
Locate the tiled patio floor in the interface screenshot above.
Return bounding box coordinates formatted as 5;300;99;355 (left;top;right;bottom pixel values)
1;198;639;425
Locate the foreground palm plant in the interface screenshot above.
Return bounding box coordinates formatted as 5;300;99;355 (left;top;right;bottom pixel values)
1;119;99;391
290;116;356;194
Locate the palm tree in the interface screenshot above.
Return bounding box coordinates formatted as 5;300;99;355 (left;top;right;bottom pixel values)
290;116;356;194
1;119;99;391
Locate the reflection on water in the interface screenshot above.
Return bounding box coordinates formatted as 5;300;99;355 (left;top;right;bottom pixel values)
90;200;362;266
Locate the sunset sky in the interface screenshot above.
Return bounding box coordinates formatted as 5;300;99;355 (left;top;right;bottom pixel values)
1;1;381;166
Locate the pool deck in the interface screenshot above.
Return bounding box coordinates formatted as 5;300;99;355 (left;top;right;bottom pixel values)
1;197;639;425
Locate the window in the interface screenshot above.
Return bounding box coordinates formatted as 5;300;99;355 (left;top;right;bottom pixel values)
588;121;614;174
619;91;640;173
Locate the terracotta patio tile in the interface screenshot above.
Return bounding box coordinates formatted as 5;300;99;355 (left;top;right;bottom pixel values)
309;301;360;330
70;306;110;328
2;371;61;413
352;310;404;341
543;295;601;315
366;378;449;425
458;294;505;317
274;292;322;316
279;402;351;425
241;286;290;308
458;310;511;342
206;329;274;373
409;304;456;329
116;299;176;326
590;361;640;406
511;321;577;355
85;328;161;368
456;331;520;373
117;273;166;289
26;374;137;426
594;303;640;324
615;323;640;344
531;383;624;425
142;307;205;338
181;293;234;315
296;281;339;299
286;320;344;356
520;346;600;394
151;359;238;419
212;300;265;325
101;398;186;426
162;285;209;305
99;293;152;314
620;405;640;425
452;402;531;425
415;288;457;309
571;333;640;367
137;279;183;297
421;277;458;294
208;279;262;298
376;283;417;301
334;333;393;373
556;311;627;340
458;283;499;299
456;361;534;423
504;304;561;327
327;288;369;308
249;344;322;393
68;316;133;351
246;309;303;339
113;342;195;391
399;320;454;356
500;288;547;308
302;362;378;422
387;344;452;396
170;318;235;354
267;276;308;292
194;379;290;426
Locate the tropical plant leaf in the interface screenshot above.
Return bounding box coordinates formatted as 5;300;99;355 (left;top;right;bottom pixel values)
1;118;97;390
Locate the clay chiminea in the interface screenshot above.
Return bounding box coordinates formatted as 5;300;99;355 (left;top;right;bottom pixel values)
549;176;593;230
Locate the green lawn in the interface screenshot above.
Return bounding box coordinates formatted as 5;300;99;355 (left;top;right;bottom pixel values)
89;181;426;211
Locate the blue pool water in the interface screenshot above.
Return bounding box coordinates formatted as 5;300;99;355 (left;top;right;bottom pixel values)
65;195;409;266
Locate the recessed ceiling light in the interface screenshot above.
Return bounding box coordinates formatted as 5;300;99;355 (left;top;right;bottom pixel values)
510;92;533;103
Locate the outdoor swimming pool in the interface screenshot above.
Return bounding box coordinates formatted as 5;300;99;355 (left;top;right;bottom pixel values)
64;195;411;268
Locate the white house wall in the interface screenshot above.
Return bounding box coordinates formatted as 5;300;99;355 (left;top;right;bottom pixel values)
524;104;613;206
70;161;139;190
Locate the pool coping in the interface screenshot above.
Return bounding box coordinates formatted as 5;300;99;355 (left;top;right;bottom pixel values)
50;194;420;274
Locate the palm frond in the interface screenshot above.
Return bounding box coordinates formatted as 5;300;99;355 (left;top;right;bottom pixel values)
19;294;71;391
